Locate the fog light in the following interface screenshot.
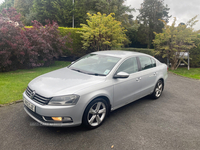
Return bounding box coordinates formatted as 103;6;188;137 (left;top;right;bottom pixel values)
63;117;72;122
52;117;63;121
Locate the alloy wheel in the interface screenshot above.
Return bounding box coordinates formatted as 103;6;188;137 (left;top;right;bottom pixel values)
87;102;106;127
155;81;163;98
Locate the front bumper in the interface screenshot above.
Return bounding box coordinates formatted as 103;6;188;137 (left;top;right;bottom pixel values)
23;92;83;127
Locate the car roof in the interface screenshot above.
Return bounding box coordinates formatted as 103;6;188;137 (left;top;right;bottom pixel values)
92;50;148;59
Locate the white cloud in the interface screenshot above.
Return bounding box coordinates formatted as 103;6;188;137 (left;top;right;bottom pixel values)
0;0;4;5
126;0;200;30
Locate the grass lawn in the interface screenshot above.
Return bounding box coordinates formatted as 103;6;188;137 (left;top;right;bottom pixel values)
170;67;200;80
0;61;70;105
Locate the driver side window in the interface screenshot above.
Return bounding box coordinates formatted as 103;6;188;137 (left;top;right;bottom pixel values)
116;57;138;74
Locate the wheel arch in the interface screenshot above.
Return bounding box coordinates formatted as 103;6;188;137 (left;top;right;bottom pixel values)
87;95;111;112
81;95;111;128
158;78;164;90
81;94;112;121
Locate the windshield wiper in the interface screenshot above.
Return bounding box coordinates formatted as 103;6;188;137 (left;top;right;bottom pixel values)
70;68;105;76
70;68;86;74
86;72;106;76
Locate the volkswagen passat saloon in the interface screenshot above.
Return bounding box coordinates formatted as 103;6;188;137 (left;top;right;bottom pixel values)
23;50;168;128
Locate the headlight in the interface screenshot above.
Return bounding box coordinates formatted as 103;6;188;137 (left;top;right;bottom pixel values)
48;94;80;106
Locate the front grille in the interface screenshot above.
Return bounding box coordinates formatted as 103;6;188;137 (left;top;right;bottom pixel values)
25;86;51;105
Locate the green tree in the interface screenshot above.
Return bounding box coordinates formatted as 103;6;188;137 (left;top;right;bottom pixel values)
31;0;135;27
32;0;73;26
73;0;135;28
94;0;135;28
125;20;140;47
153;16;199;70
14;0;33;24
78;12;128;51
0;0;14;12
73;0;95;27
190;34;200;67
137;0;170;48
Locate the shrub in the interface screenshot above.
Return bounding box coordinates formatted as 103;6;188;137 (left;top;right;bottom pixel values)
25;27;86;60
190;47;200;67
24;20;72;67
0;8;28;71
0;8;71;72
78;12;128;52
58;27;85;58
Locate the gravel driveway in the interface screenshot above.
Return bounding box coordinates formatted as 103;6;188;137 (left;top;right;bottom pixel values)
0;73;200;150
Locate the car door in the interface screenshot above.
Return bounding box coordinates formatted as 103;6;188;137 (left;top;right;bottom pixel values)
137;56;158;96
113;57;144;109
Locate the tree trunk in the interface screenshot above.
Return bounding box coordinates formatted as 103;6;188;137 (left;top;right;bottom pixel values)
175;59;182;70
171;65;175;70
171;60;178;70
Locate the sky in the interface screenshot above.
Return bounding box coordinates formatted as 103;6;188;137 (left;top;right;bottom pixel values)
0;0;200;29
0;0;3;5
125;0;200;30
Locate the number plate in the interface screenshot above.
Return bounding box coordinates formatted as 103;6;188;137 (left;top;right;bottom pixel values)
24;97;35;112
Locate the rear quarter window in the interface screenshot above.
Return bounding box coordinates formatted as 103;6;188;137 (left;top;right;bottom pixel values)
138;56;153;70
151;58;156;67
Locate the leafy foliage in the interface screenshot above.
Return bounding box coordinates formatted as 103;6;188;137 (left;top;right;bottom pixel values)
93;0;135;28
58;27;85;58
14;0;33;24
0;0;14;12
32;0;74;27
0;8;71;72
0;7;26;71
1;0;135;28
30;0;134;28
190;47;200;67
0;7;22;25
190;35;200;67
137;0;171;48
153;16;199;70
24;20;72;67
125;21;140;47
78;12;128;51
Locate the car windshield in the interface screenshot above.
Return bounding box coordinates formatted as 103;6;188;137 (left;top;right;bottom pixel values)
69;54;121;76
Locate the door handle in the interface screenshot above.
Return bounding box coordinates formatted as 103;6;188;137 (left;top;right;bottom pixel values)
136;77;142;82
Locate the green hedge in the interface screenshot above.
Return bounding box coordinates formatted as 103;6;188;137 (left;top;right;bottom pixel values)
58;27;86;58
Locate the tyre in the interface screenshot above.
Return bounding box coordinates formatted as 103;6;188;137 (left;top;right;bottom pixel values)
151;79;164;99
82;98;109;129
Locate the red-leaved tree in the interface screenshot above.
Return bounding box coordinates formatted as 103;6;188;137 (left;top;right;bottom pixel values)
0;7;27;71
24;20;72;67
0;8;72;72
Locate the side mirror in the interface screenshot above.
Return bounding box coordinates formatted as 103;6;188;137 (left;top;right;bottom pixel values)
113;72;129;79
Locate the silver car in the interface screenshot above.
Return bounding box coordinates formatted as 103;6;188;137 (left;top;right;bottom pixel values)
23;50;168;128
